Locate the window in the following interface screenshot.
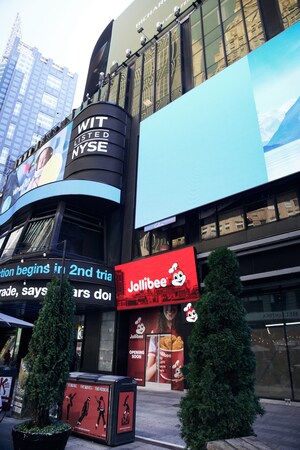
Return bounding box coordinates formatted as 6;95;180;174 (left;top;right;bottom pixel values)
171;225;186;248
6;123;16;140
72;315;85;371
277;191;300;219
170;25;182;101
152;229;170;254
36;112;53;129
141;45;155;120
98;312;115;372
246;197;276;227
17;218;54;254
277;0;300;29
203;0;226;78
222;0;248;65
13;102;22;116
191;9;205;87
1;227;24;259
47;74;62;90
199;206;217;240
134;230;150;257
42;92;58;109
118;67;128;109
0;147;9;165
242;0;265;50
60;216;104;261
108;73;119;104
218;206;245;236
156;34;170;110
31;133;42;146
0;235;7;253
130;57;143;118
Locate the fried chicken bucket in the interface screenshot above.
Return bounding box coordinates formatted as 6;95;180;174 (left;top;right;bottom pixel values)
158;334;184;382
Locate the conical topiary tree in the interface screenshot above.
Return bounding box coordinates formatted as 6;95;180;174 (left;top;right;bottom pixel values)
24;276;75;428
178;247;264;450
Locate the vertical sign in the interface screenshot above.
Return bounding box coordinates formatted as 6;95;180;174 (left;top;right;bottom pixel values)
117;391;135;434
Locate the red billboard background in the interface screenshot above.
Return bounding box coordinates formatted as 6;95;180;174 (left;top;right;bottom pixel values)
115;246;199;310
62;382;110;441
117;391;135;434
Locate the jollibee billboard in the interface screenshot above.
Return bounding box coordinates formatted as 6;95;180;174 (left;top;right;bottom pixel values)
115;246;199;310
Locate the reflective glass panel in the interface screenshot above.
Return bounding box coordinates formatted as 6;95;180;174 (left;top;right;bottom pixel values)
277;0;300;29
246;198;276;227
17;218;54;254
155;34;170;111
1;227;24;259
277;191;300;219
141;45;155;120
219;207;245;235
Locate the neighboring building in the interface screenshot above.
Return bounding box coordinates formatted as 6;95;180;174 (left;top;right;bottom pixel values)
0;16;78;191
0;0;300;406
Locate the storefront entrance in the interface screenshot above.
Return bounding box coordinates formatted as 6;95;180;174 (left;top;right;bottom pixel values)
244;288;300;401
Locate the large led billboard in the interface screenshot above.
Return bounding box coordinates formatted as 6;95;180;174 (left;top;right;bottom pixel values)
107;0;195;69
135;22;300;229
1;123;72;214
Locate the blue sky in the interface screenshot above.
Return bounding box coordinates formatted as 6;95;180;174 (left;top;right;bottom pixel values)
0;0;134;107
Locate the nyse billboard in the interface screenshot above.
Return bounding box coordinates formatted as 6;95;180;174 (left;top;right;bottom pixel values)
65;103;129;190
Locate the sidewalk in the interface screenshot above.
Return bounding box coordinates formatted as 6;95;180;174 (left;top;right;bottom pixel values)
1;387;300;450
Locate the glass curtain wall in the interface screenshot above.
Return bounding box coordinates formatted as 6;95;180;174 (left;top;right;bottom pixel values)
277;0;300;29
17;217;54;254
244;288;300;401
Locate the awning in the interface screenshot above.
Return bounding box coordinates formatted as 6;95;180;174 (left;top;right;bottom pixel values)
0;312;34;328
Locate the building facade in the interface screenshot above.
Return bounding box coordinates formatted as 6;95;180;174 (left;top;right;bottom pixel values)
0;0;299;403
0;19;78;192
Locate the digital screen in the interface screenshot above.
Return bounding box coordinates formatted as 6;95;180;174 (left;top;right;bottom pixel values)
135;22;300;229
115;246;199;310
107;0;195;69
1;123;72;214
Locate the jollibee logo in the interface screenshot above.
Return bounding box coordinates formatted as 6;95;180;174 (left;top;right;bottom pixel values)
127;261;187;293
184;303;198;323
168;263;186;287
135;317;145;335
172;360;182;379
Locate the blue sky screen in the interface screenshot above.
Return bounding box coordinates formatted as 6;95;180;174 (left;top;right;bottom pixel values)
135;22;300;229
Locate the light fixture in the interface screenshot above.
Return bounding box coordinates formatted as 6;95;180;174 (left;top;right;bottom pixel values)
174;6;180;18
97;72;105;89
140;35;147;46
137;26;144;34
21;258;24;263
125;49;132;59
156;22;163;33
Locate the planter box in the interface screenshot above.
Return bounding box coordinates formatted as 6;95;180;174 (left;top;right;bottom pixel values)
12;424;72;450
207;436;276;449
